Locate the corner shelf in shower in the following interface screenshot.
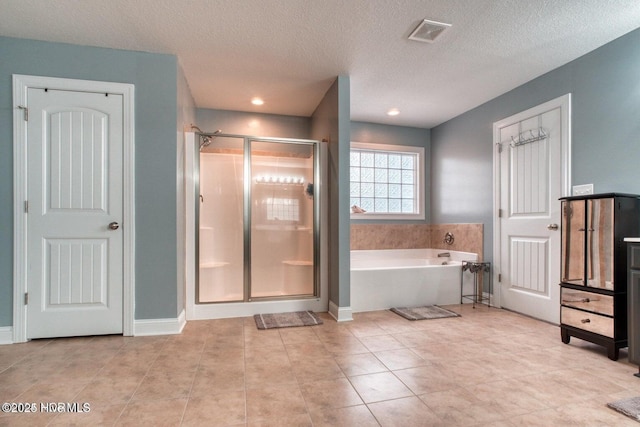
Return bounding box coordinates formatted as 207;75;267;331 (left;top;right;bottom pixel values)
254;225;311;231
282;260;313;266
200;261;229;269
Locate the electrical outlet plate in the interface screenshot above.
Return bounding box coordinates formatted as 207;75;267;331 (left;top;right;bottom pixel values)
572;184;594;196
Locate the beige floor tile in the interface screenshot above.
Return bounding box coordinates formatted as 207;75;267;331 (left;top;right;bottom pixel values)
335;352;389;377
358;334;406;352
245;360;297;386
246;412;312;427
131;370;196;401
299;377;363;411
5;305;640;426
246;384;307;421
75;376;142;405
309;404;379;427
285;341;333;361
115;397;187;426
181;391;246;426
292;356;345;383
374;348;429;370
367;396;442;426
48;403;125;426
348;372;413;403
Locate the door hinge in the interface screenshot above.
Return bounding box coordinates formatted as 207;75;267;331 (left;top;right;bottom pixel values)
496;142;503;153
498;274;502;282
24;200;28;213
24;292;28;305
18;105;28;121
498;209;503;218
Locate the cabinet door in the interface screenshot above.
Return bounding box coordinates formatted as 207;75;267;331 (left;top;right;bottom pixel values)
562;200;585;285
586;198;614;289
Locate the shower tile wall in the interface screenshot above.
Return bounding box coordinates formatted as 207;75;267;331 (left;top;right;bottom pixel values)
351;223;483;260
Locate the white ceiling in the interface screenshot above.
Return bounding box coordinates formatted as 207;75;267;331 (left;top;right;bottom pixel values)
2;0;640;128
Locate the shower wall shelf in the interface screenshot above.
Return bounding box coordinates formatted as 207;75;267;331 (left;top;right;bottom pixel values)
200;261;229;269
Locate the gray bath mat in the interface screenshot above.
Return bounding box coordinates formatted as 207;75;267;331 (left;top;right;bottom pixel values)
390;305;460;321
254;311;323;330
607;396;640;422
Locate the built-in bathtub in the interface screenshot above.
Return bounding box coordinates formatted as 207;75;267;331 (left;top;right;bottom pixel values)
350;249;478;312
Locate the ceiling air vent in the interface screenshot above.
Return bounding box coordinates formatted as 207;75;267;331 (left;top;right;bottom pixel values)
408;19;451;43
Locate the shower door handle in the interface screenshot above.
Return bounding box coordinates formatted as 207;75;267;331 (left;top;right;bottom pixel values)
108;222;120;230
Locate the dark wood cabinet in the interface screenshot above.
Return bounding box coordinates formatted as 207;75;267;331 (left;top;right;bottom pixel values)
559;193;640;360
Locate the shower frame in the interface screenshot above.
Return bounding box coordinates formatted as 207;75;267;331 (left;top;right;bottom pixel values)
195;132;321;304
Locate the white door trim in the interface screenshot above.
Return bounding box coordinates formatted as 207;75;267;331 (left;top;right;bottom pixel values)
12;75;135;342
492;93;571;308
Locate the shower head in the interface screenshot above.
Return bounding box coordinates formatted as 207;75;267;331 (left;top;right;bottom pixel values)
198;129;222;151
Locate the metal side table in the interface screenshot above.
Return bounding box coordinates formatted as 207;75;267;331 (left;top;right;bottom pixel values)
461;261;491;308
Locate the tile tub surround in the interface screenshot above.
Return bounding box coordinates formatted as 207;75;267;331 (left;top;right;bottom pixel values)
1;306;638;426
351;223;483;260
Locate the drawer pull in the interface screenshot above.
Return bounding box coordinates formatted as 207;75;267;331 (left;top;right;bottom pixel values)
581;318;591;324
561;298;590;304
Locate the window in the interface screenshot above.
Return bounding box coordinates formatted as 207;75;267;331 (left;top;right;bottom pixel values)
350;142;425;220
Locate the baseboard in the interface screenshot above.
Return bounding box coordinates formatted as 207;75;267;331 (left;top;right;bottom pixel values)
0;327;13;345
134;309;186;336
328;300;353;322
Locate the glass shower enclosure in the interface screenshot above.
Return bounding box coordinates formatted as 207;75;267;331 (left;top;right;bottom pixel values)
196;134;319;303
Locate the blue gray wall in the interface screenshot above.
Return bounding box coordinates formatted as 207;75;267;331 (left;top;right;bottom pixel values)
0;36;180;325
431;27;640;263
311;76;351;308
351;122;431;223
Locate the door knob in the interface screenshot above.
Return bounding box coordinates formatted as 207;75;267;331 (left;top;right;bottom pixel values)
108;222;120;230
547;223;559;231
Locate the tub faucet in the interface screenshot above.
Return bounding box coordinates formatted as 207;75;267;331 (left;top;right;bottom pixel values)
437;252;450;258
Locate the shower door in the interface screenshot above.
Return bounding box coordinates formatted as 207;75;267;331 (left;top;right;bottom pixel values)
197;135;318;303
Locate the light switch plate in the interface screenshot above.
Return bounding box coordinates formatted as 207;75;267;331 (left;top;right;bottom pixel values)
573;184;594;196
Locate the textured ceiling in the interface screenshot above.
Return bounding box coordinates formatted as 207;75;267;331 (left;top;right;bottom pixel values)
2;0;640;128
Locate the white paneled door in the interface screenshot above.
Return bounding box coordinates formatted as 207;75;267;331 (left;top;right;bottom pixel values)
26;88;124;338
494;95;571;324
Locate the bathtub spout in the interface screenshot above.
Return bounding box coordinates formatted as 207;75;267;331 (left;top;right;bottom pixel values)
437;252;450;258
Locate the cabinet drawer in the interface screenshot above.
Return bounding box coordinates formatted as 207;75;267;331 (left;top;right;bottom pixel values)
631;245;640;269
561;306;613;338
560;288;613;316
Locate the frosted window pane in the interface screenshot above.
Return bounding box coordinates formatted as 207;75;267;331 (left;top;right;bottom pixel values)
361;152;374;167
375;199;388;212
388;169;401;183
361;198;374;211
374;169;388;183
388;154;401;169
350;167;360;181
375;153;387;168
350;152;360;166
389;184;401;198
375;183;388;198
361;168;374;183
350;147;422;217
350;182;360;197
402;185;414;198
402;155;414;169
402;199;414;213
361;183;374;197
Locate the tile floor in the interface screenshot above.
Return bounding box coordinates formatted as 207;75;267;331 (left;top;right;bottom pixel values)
1;304;640;426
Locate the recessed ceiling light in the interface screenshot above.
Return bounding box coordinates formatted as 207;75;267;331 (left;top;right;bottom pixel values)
387;108;400;116
408;19;451;43
251;97;264;106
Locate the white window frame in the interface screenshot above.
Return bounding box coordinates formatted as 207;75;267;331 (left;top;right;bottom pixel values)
350;142;425;220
